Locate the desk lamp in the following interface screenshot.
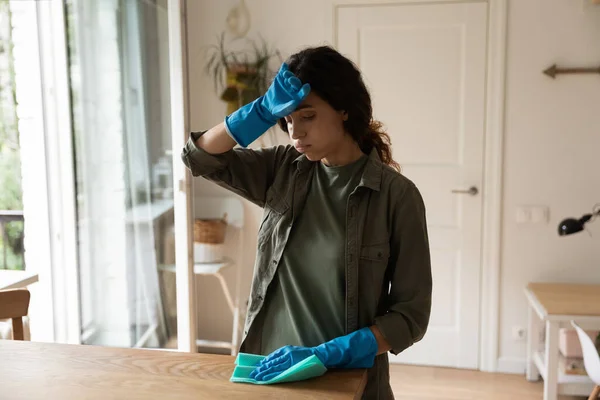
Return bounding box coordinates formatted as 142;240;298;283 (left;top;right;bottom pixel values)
558;204;600;236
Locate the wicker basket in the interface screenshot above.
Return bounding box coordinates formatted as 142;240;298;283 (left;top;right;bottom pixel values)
193;213;227;244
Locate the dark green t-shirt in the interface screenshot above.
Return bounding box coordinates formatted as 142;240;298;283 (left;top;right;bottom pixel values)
260;154;368;354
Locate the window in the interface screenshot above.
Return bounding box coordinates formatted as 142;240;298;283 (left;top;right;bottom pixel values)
65;0;176;349
0;0;24;271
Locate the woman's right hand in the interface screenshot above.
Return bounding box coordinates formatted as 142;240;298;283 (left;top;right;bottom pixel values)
260;63;311;120
224;63;310;148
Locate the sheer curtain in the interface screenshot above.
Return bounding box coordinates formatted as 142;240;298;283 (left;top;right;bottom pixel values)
66;0;173;348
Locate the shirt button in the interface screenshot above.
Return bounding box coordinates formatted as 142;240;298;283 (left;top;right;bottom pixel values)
273;259;278;265
258;295;263;301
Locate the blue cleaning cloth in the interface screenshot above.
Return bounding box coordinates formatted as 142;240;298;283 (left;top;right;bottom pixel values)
251;327;378;381
230;352;327;385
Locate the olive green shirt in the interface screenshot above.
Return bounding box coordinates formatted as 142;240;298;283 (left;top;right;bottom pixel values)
181;131;432;400
260;155;368;355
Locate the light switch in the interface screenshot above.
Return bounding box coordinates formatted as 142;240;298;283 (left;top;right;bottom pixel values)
516;205;549;224
516;207;531;224
531;206;549;223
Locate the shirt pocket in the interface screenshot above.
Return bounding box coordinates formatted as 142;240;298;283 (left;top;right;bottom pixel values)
359;242;390;266
358;242;390;311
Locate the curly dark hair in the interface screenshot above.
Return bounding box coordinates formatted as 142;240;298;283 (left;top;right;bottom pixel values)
277;45;400;172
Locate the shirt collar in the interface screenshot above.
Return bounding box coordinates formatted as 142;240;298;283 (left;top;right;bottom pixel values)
292;148;382;192
359;149;383;192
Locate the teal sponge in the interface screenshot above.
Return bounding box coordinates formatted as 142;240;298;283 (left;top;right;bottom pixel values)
230;352;327;385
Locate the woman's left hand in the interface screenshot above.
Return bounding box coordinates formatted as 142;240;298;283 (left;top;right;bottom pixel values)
249;345;317;381
250;327;379;381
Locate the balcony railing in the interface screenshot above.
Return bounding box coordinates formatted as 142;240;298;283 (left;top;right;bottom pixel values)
0;210;24;270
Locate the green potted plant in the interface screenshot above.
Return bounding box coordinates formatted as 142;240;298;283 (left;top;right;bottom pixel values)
204;32;282;116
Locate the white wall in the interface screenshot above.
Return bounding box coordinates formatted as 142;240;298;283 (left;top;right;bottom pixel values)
497;0;600;373
186;0;600;367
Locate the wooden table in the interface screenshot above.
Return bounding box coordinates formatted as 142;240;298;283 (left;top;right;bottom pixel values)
0;270;38;290
525;282;600;400
0;340;367;399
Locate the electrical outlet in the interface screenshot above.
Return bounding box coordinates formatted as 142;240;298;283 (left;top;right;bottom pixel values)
512;326;526;341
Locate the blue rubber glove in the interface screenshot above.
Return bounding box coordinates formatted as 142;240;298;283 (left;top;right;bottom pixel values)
250;327;378;382
224;63;311;148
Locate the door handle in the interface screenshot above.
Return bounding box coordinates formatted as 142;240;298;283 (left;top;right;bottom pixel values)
451;186;478;196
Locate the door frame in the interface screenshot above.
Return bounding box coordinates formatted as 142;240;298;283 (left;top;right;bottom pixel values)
36;0;82;345
326;0;507;373
168;0;197;353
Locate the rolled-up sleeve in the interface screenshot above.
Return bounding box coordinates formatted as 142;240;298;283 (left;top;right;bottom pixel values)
374;181;432;355
181;131;291;208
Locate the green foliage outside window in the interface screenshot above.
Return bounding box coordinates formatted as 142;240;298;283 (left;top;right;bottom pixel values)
0;0;24;270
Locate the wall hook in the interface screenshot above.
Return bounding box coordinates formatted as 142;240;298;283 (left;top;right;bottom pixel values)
543;64;600;79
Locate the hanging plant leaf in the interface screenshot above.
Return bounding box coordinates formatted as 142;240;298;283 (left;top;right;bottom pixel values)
203;30;281;109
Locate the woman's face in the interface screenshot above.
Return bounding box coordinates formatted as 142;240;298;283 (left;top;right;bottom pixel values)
284;92;347;162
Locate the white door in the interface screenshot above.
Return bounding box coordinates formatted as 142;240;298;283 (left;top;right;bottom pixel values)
337;1;487;369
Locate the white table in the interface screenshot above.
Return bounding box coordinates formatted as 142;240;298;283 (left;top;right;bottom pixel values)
0;269;38;290
525;282;600;400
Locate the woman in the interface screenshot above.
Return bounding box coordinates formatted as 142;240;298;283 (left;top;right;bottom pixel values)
181;45;432;399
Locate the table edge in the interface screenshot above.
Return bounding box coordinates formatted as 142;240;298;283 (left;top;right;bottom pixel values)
0;271;39;290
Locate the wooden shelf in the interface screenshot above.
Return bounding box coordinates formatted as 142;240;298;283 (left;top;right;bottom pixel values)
533;351;595;396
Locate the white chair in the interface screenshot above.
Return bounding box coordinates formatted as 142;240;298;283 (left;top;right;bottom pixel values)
571;320;600;399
